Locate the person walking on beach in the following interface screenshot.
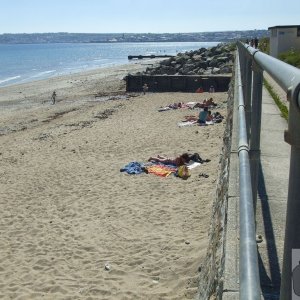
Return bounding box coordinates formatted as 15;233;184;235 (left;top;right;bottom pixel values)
51;91;57;104
142;83;148;95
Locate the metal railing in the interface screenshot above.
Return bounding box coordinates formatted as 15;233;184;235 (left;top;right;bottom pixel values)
236;41;300;300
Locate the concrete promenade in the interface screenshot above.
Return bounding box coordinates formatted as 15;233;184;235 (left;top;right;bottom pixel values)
222;73;291;299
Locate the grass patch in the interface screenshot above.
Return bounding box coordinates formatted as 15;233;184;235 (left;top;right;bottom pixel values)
263;78;288;121
258;37;270;54
278;49;300;68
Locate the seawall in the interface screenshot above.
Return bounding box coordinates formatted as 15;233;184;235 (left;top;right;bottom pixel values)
196;76;234;299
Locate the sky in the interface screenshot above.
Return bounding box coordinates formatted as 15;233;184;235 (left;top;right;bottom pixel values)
0;0;299;34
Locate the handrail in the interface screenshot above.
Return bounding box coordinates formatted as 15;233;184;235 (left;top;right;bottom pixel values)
245;45;300;95
236;53;261;300
237;41;300;300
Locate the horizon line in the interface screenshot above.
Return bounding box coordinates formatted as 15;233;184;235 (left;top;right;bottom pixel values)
0;29;267;35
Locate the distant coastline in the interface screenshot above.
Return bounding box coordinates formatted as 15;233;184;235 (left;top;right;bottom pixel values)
0;30;269;44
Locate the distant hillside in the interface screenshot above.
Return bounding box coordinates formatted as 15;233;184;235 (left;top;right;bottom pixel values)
0;30;268;44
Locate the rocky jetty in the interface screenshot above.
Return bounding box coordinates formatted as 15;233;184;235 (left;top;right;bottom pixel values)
137;43;234;76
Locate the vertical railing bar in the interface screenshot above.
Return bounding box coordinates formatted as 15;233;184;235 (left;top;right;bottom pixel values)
249;62;263;214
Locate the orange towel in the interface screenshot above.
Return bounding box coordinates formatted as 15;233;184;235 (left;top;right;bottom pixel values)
146;165;177;177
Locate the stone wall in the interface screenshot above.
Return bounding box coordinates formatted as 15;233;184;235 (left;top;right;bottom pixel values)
196;77;234;299
126;74;231;93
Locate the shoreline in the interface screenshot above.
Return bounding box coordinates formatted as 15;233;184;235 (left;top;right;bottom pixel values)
0;60;161;107
0;41;220;90
0;60;229;299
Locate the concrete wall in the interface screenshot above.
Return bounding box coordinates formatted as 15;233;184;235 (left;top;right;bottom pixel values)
196;79;234;299
269;26;300;57
126;75;231;93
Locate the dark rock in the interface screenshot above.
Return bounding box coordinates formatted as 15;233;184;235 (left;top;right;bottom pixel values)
220;65;233;73
181;64;196;74
212;67;221;74
138;43;234;77
209;59;219;68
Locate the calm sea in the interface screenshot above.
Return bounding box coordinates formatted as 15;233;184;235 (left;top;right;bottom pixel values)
0;42;219;87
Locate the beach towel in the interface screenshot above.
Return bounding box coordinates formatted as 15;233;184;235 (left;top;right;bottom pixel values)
177;121;197;127
185;102;199;109
120;161;145;174
158;103;188;112
206;121;214;125
145;164;177;177
186;161;202;169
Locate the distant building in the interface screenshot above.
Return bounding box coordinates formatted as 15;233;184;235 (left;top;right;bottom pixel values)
268;25;300;57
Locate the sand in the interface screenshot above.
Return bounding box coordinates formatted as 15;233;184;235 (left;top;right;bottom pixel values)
0;61;229;300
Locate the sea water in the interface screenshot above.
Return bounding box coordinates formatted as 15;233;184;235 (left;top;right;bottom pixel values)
0;42;220;87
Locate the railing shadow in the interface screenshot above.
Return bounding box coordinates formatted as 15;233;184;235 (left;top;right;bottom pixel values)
257;161;281;299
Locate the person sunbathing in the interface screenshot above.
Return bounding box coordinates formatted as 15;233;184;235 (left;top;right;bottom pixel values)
198;107;213;124
206;97;216;106
148;153;190;166
183;115;198;122
194;98;217;109
168;102;185;109
183;108;212;124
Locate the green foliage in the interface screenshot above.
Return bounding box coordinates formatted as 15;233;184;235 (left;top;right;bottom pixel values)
226;42;236;52
263;79;288;121
278;48;300;68
258;37;270;54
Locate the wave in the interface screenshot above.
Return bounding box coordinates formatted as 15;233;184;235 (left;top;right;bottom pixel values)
29;70;56;78
0;75;21;85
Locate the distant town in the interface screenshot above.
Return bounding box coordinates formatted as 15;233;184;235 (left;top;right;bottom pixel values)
0;30;268;44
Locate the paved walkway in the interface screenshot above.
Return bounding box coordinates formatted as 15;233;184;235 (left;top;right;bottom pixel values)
264;72;289;109
222;74;290;299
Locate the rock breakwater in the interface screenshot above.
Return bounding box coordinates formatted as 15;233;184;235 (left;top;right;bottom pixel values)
137;43;234;76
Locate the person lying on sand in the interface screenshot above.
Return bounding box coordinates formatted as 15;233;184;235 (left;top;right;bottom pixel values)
148;153;190;166
194;97;217;109
168;102;186;109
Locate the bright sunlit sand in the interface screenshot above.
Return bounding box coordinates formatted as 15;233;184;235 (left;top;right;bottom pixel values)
0;62;229;299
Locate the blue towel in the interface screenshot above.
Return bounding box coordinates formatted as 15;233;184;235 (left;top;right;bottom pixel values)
120;161;145;174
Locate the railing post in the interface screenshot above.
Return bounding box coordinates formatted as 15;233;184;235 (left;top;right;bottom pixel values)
249;61;263;214
244;57;252;142
280;86;300;300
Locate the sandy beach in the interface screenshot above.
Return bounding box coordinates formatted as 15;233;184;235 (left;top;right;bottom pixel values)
0;61;229;300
